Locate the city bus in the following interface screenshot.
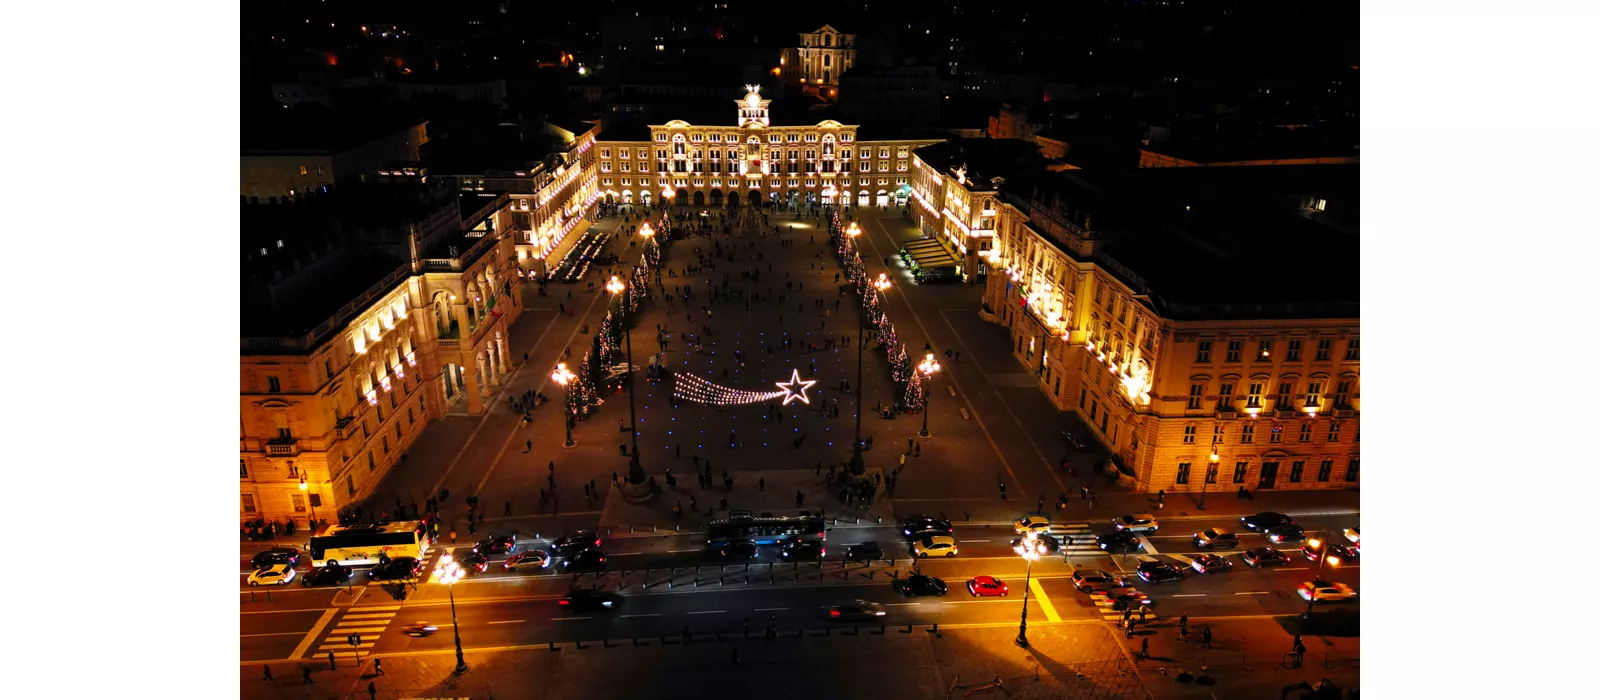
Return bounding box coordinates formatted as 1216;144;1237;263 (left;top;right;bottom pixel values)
309;521;429;568
706;515;826;547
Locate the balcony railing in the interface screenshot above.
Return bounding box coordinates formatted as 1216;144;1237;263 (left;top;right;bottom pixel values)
265;437;300;456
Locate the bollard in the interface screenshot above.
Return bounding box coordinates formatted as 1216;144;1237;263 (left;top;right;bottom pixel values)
695;577;700;587
576;640;586;649
549;641;556;651
878;624;886;635
651;525;657;533
249;591;255;603
266;591;273;602
932;623;939;637
905;624;913;634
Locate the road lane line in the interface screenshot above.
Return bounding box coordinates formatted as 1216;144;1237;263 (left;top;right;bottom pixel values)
550;617;592;621
608;552;642;556
1028;576;1061;622
620;614;662;618
1170;594;1208;598
686;610;726;615
289;608;339;660
1280;567;1310;571
487;620;526;625
330;627;389;634
1235;591;1270;595
668;549;697;553
753;607;788;612
887;602;920;607
1137;537;1159;554
240;632;310;638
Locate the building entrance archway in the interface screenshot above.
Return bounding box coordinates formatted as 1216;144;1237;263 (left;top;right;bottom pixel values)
692;190;705;206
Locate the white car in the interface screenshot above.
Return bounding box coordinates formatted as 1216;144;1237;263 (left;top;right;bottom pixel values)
248;564;296;586
912;535;959;558
1343;527;1360;544
1298;580;1357;603
1013;515;1051;535
1112;514;1160;533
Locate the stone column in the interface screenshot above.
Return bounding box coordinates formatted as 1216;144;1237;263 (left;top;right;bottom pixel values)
497;333;512;373
462;357;483;415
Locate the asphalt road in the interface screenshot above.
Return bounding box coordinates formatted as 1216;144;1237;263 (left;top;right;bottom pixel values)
240;512;1359;663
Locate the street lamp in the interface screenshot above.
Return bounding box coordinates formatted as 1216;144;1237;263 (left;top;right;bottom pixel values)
551;363;577;448
1301;536;1342;618
847;268;890;475
1014;530;1046;648
606;276;644;486
1200;447;1220;510
435;555;470;675
917;352;941;438
298;473;318;530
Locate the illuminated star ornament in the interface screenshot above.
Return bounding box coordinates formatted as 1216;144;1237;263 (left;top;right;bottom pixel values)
775;369;818;406
671;370;818;407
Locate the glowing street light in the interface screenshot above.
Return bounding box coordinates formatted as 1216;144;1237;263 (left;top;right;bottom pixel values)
551;363;577;448
606;277;644;486
1200;447;1220;510
298;473;318;530
918;352;941;438
848;270;889;475
434;556;470;675
1015;530;1045;648
638;221;655;238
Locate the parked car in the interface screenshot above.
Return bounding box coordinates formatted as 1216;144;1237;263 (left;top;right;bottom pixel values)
301;564;352;587
552;531;603;558
1097;531;1144;553
368;557;422;582
781;540;826;561
1190;554;1234;575
503;549;552;571
1136;561;1185;584
966;576;1010;597
1241;512;1296;532
1013;515;1051;535
1011;534;1061;555
560;547;607;572
250;547;302;569
473;533;517;555
248;564;296;587
1112;514;1160;533
720;540;760;560
901;516;954;539
1192;528;1240;549
1071;569;1125;593
1242;547;1291;568
1266;524;1308;544
894;574;948;597
1298;580;1357;603
845;541;885;562
912;536;959;558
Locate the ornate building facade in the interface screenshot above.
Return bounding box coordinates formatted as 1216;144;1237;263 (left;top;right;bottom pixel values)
780;25;856;100
981;168;1360;493
594;86;940;211
241;185;528;526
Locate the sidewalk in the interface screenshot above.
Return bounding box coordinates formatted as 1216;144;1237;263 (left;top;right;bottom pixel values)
1119;614;1360;700
599;467;894;536
242;621;1150;700
890;487;1360;527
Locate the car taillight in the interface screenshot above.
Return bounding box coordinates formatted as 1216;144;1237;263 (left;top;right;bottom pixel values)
560;600;569;605
830;610;840;617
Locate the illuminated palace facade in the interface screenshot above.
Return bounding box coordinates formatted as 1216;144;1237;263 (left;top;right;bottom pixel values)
594;86;939;210
981;167;1360;493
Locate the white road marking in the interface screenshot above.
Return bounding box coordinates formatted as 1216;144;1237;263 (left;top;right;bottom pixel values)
668;549;697;553
290;609;338;660
620;613;662;618
958;539;991;543
887;602;920;606
550;617;592;621
686;610;726;615
1170;594;1208;598
329;627;388;634
753;607;788;612
1235;591;1270;595
487;620;526;625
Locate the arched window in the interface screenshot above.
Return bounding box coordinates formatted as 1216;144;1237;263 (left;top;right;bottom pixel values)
673;134;685;156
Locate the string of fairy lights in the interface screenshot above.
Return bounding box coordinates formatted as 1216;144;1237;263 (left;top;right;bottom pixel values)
672;371;787;406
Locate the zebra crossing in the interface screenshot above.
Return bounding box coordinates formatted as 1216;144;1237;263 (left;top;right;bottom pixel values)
1048;523;1104;560
316;605;401;662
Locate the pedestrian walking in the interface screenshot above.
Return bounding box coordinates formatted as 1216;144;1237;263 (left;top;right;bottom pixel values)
262;665;273;681
302;666;313;684
367;681;377;700
1140;637;1149;659
450;530;457;544
1202;625;1213;649
328;651;336;669
525;439;532;452
1138;606;1148;624
759;477;765;491
374;658;384;675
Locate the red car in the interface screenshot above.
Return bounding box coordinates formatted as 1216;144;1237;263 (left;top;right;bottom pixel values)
967;575;1010;597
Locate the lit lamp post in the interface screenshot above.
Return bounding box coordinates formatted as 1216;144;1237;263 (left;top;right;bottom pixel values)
435;555;470;675
917;352;941;438
660;185;674;213
298;474;318;529
1302;536;1342;619
606;276;645;487
1014;531;1046;648
551;363;577;448
847;267;889;475
1200;447;1220;510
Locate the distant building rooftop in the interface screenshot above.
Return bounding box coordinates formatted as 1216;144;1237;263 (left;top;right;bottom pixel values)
241;105;427;155
913;138;1048;191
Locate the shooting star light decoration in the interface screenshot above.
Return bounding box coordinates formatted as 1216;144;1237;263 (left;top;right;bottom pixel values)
672;369;817;406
